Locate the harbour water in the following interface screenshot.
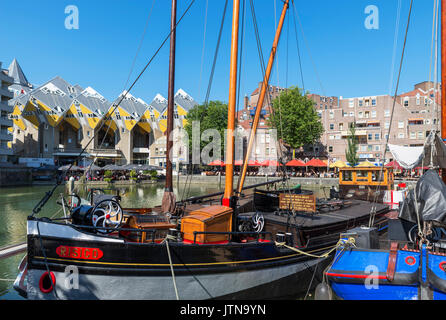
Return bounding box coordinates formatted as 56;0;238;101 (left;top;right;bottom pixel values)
0;182;327;299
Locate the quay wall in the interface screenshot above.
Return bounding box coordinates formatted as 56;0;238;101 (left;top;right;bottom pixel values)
72;174;418;189
0;165;32;187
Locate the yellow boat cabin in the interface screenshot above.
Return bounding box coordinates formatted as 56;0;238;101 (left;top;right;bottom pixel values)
338;167;394;202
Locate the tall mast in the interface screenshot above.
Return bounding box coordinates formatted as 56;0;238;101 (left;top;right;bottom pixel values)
442;0;446;182
162;0;177;213
222;0;241;208
442;0;446;140
237;0;289;195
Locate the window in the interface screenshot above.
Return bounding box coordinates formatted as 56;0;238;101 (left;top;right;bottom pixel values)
335;134;341;140
329;111;334;119
375;133;380;140
329;135;334;140
329;123;334;130
418;132;423;139
398;121;404;129
349;100;354;108
398;132;405;139
339;123;344;130
385;122;390;129
368;134;373;140
359;100;363;107
328;146;333;152
410;132;416;139
372;171;384;182
385;110;390;117
358;112;363;118
374;145;380;151
365;111;370;118
371;111;377;118
342;171;352;182
404;98;409;107
122;127;125;133
349;112;354;117
371;99;376;106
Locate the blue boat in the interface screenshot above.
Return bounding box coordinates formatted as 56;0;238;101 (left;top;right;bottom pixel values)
323;168;446;300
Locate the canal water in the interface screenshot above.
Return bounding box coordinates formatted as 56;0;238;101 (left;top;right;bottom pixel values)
0;182;327;299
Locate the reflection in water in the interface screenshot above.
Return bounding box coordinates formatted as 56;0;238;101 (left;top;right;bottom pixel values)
0;182;327;299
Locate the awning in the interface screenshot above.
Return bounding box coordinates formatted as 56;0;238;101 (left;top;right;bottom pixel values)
385;160;403;170
286;159;306;167
330;160;348;168
389;132;446;169
305;158;327;167
208;159;225;166
356;161;375;167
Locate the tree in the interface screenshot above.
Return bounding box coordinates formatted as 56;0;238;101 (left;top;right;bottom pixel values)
268;87;324;152
346;124;359;166
184;100;228;158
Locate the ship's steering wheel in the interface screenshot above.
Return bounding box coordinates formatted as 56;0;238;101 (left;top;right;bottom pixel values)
91;199;123;234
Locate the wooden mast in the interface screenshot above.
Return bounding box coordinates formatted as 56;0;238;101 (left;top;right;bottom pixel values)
222;0;241;208
442;0;446;140
162;0;177;213
236;0;289;195
442;0;446;182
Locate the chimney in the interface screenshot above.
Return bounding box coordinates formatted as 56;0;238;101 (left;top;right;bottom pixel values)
244;95;249;109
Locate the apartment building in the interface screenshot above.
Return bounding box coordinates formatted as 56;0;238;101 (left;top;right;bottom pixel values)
235;83;288;161
318;81;441;163
0;61;14;162
7;58;197;167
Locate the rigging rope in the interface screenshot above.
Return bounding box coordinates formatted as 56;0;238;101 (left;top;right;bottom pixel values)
31;0;197;217
368;0;414;227
180;0;229;203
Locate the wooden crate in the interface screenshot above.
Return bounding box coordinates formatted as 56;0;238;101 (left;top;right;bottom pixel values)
181;205;233;243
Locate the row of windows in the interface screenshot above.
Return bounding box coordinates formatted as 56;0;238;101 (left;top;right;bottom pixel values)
348;98;377;108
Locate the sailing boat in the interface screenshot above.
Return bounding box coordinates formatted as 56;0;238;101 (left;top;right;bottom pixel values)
321;0;446;300
13;0;390;300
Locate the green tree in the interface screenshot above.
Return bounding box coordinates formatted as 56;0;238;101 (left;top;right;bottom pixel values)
346;124;359;166
268;87;324;151
184;100;228;156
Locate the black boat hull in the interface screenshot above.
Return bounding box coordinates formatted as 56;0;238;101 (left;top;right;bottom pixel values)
24;220;331;300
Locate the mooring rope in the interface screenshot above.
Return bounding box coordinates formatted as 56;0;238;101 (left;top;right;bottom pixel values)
275;237;356;259
163;234;180;300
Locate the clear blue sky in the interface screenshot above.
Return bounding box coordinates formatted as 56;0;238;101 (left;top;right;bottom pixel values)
0;0;440;107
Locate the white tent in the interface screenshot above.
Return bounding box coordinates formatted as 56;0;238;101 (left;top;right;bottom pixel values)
389;132;446;169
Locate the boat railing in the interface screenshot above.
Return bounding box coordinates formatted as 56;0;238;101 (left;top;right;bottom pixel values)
192;231;273;244
45;219;274;245
47;219;160;242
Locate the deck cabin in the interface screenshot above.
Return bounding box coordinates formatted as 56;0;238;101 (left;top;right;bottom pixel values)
339;167;394;202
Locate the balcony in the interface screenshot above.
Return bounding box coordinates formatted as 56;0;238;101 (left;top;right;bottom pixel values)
0;132;12;142
53;147;85;156
133;147;150;154
88;148;122;158
0;101;13;113
0;146;13;156
0;117;12;127
0;87;13;99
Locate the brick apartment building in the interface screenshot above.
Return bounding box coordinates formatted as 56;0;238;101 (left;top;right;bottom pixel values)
314;81;441;163
240;81;441;165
